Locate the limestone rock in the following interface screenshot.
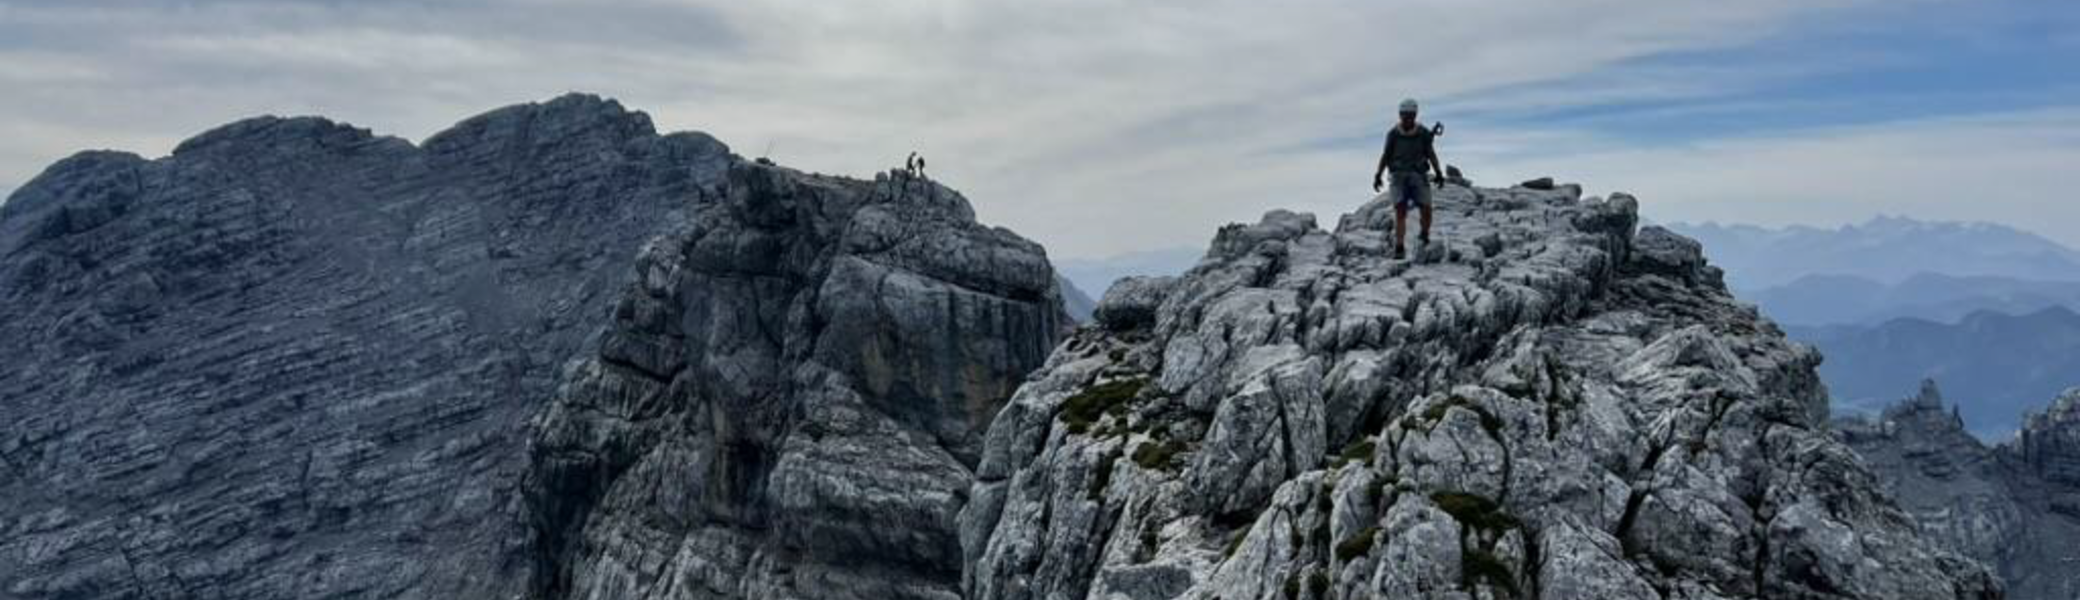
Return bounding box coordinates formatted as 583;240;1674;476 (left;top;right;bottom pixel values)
0;93;731;600
524;163;1068;600
0;91;2010;600
2022;388;2080;488
1095;276;1179;332
962;183;2000;600
0;94;1067;600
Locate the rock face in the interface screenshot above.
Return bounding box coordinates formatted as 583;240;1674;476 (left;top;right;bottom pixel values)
1839;384;2080;600
0;94;1068;600
0;93;731;600
2021;389;2080;490
524;163;1068;600
960;184;2001;600
0;91;2004;600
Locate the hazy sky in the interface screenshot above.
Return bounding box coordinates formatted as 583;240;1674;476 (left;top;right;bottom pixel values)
1;0;2075;259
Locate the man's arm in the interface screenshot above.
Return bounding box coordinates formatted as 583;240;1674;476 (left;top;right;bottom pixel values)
1427;138;1445;185
1374;133;1395;192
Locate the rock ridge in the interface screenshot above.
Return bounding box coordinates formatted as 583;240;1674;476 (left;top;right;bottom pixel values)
962;182;1999;600
0;93;1063;600
524;162;1068;600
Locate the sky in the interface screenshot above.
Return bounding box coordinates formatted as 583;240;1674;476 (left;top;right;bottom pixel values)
0;0;2075;260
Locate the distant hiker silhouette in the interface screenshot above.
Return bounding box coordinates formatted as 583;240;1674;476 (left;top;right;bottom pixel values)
1371;98;1446;260
906;151;927;179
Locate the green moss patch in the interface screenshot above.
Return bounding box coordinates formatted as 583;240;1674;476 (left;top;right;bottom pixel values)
1365;476;1392;502
1060;378;1148;434
1334;526;1379;561
1131;438;1188;471
1463;548;1521;597
1413;395;1505;436
1337;437;1377;465
1431;491;1521;531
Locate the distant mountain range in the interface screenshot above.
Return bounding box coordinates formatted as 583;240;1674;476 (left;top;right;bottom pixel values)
1668;216;2080;292
1751;272;2080;327
1792;306;2080;439
1058;275;1097;322
1659;217;2080;439
1055;246;1199;299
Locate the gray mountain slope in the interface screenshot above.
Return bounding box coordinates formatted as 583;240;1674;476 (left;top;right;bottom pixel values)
0;93;732;599
0;93;2004;600
962;184;2000;599
0;94;1070;600
1837;382;2080;600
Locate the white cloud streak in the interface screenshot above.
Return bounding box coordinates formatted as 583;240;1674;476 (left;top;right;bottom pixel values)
6;0;2070;258
1475;109;2080;238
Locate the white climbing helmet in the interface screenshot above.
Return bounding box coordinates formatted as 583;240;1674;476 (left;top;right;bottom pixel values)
1399;98;1419;113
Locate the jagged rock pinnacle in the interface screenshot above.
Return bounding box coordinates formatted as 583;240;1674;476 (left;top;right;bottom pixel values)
523;161;1068;600
1841;382;2080;600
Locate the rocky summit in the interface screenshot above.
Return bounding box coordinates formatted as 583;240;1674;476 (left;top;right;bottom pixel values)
0;93;2004;600
961;183;2000;599
1838;382;2080;600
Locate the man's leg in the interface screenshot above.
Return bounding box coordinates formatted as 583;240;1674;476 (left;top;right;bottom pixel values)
1394;203;1409;250
1420;203;1433;244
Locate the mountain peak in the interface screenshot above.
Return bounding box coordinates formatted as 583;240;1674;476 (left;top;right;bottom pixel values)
1914;378;1946;409
171;114;410;160
965;180;1995;599
422;92;669;155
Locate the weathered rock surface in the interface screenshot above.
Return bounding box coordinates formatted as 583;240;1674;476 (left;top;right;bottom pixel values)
523;163;1068;600
1839;383;2080;600
0;91;2010;600
2021;389;2080;490
0;94;1068;600
0;93;733;600
961;183;2001;600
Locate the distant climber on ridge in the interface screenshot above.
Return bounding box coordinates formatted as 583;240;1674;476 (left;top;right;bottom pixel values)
907;151;927;178
1371;98;1446;260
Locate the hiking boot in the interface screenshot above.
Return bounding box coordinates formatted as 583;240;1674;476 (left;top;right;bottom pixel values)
1394;245;1407;260
1420;231;1431;246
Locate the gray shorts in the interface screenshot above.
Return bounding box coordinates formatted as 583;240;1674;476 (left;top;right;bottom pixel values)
1389;171;1432;209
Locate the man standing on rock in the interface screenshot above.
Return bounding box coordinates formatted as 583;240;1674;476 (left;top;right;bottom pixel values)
1372;98;1446;260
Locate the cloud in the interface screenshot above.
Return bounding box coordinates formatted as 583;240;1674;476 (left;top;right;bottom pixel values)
1466;108;2080;245
8;0;2072;259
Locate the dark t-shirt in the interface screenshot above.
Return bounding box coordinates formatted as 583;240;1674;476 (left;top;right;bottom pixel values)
1382;125;1435;174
